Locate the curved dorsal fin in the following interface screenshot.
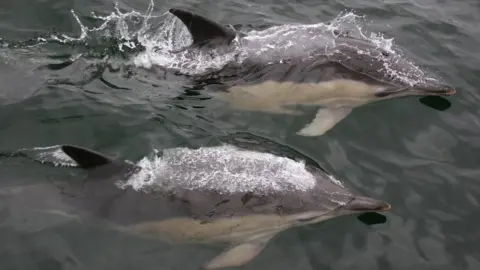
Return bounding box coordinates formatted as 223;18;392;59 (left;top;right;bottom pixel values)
61;145;115;169
169;8;236;47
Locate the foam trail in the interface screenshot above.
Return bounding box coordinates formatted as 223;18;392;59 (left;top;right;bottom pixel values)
2;1;443;91
17;145;78;167
44;0;430;81
119;145;323;195
8;144;349;199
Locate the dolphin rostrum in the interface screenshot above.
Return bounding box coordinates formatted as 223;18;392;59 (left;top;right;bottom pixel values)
0;143;391;269
165;8;456;136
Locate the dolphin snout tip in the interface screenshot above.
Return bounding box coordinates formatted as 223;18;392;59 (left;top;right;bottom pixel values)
435;85;456;96
380;202;392;211
446;87;456;95
414;82;456;96
343;196;392;213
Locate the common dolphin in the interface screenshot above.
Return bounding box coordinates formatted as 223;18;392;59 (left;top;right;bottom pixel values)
0;143;391;269
165;8;456;136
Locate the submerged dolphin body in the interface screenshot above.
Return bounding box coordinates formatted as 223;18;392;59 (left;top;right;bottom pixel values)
0;143;390;269
166;8;456;136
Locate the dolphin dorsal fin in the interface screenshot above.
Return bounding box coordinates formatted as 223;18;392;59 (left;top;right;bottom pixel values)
61;145;115;169
169;8;236;47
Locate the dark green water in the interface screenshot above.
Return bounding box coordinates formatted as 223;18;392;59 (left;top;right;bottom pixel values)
1;0;479;269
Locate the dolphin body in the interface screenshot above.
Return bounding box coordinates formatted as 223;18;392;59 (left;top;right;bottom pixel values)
165;8;456;136
0;143;390;269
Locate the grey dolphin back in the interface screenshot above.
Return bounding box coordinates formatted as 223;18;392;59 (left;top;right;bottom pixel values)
169;8;236;48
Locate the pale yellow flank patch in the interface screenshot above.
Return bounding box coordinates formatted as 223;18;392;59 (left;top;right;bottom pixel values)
212;79;386;136
130;214;293;244
214;79;386;113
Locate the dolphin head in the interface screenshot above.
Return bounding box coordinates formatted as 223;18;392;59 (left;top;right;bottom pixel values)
289;193;391;227
328;38;456;98
285;166;391;226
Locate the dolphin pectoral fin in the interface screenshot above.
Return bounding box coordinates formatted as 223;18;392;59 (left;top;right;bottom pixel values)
297;107;352;136
203;242;268;269
169;8;236;48
203;232;278;269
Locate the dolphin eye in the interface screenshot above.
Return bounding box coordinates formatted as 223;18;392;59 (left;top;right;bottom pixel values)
382;51;390;57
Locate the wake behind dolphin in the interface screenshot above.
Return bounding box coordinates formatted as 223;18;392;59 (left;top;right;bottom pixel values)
0;141;390;269
161;8;456;136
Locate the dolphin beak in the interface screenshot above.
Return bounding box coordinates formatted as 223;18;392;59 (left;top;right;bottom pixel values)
412;82;456;96
342;196;391;212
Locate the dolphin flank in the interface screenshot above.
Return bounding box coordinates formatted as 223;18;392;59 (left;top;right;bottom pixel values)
166;8;456;136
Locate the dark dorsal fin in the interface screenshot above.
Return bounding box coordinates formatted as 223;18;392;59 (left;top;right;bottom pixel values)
61;145;116;169
169;8;236;47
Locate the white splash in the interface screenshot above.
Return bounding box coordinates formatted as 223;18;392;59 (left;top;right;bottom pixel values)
21;144;326;195
18;145;77;167
118;144;318;195
50;0;439;85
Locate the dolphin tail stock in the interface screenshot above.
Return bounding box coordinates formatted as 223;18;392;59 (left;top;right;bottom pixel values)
168;8;236;48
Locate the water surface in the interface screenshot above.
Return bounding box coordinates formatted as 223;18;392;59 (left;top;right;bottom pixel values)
1;0;479;269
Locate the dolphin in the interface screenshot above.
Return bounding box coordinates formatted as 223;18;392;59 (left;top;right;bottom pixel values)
0;143;391;269
165;8;456;136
